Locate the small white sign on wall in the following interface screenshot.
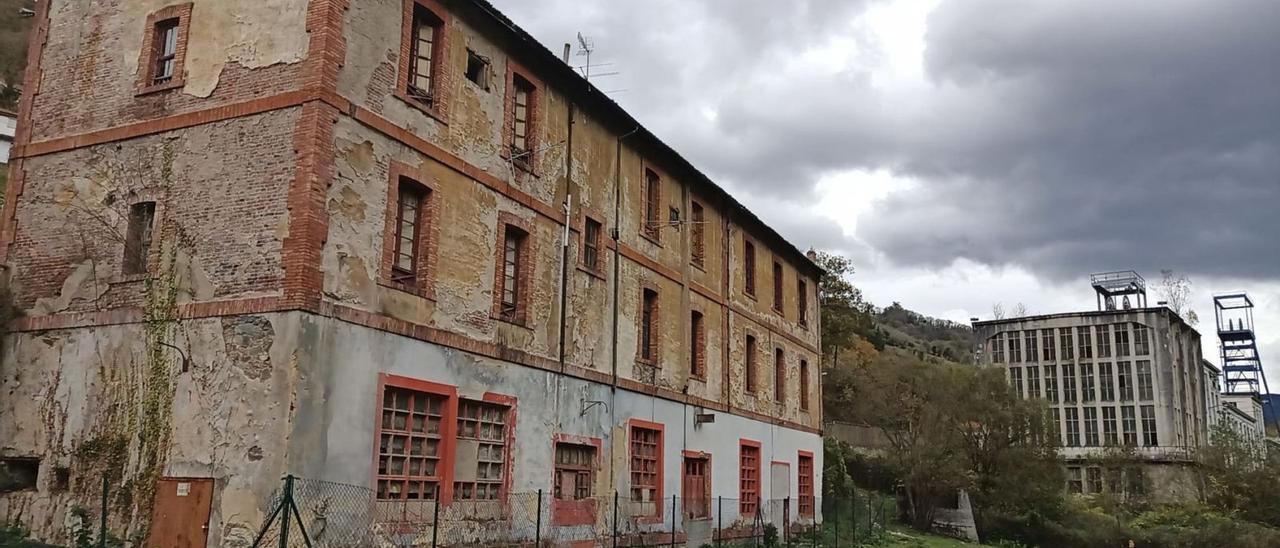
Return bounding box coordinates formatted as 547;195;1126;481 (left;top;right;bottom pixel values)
176;482;191;497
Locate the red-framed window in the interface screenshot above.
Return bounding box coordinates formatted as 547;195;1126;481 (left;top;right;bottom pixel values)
683;451;711;519
798;451;815;517
453;399;509;500
629;420;664;517
136;4;192;94
552;434;602;526
740;440;761;516
376;383;449;501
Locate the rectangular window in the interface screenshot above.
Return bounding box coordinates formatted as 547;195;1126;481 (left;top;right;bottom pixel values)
1122;406;1138;446
797;280;809;327
690;311;706;378
392;181;427;284
1140;405;1158;446
1097;325;1112;358
454;399;508;501
1118;362;1134;401
798;453;815;517
773;261;784;312
582;217;602;272
465;49;490;90
407;6;441;105
1060;327;1074;360
1051;408;1061;444
1009;331;1023;362
1116;326;1131;357
630;425;661;508
1103;407;1118;446
1027;366;1041;398
1086;467;1103;494
1135;325;1151;355
774;348;786;402
1009;366;1024;398
1137;361;1154;401
1067;466;1083;493
123;201;156;276
1079;328;1093;359
743;240;757;296
1025;331;1038;363
690;201;705;268
683;455;710;519
1106;467;1123;494
1084;407;1099;446
499;226;526;321
511;76;535;160
991;333;1006;364
1065;408;1080;447
1081;363;1095;402
1042;329;1056;361
1099;363;1115;402
745;335;758;393
799;360;810;411
1062;364;1078;403
643;169;661;240
1044;364;1059;403
554;443;595;501
152;19;179;84
739;442;761;516
640;288;659;363
377;386;445;501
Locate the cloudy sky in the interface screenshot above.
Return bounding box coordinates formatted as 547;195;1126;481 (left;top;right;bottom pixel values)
490;0;1280;384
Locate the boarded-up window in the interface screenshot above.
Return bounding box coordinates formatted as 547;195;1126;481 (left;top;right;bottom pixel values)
739;442;760;515
454;400;508;500
640;288;659;363
743;240;756;296
683;454;710;519
407;6;441;105
123;202;156;275
690;310;706;378
690;201;705;267
377;386;445;500
392;180;428;284
630;425;661;510
745;335;758;393
554;443;595;501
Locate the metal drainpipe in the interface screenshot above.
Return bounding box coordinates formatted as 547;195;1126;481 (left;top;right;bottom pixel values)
558;102;575;371
609;125;640;490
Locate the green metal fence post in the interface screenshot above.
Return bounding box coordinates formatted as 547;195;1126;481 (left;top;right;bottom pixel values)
278;475;293;548
716;496;722;548
535;489;543;545
613;490;619;548
671;493;677;547
431;487;441;548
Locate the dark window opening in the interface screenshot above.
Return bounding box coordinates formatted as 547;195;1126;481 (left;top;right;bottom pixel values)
690;201;705;267
123;201;156;276
0;457;39;493
743;241;756;296
798;279;809;327
745;334;757;393
690;310;705;378
643;169;661;240
392;180;427;284
774;348;786;402
465;49;490;90
773;261;784;311
583;217;602;272
554;443;595;500
500;226;527;321
152;19;180;85
640;288;658;363
407;6;441;105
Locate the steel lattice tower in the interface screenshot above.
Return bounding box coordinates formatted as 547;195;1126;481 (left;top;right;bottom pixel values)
1215;293;1275;430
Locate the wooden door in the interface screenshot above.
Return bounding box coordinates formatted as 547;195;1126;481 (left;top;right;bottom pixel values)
146;477;214;548
682;455;709;519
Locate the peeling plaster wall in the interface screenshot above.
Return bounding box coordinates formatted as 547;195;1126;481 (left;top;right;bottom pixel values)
0;313;302;545
8;109;298;314
29;0;309;140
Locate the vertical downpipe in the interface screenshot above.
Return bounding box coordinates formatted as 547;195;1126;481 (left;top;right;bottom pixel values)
609;126;639;489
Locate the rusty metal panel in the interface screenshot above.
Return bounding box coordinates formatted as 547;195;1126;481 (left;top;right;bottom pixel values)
145;477;214;548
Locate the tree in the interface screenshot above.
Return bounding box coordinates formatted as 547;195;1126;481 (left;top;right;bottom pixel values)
1198;423;1280;526
1012;302;1028;317
811;251;875;364
992;302;1006;320
1157;270;1199;325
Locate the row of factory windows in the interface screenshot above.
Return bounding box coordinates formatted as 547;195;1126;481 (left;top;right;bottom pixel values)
991;323;1152;364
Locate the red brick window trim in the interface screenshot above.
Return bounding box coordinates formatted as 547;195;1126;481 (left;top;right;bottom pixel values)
799;359;811;411
492;213;535;326
397;0;451;123
690;200;706;269
135;3;192;95
797;279;809;328
774;347;786;403
682;450;712;520
629;419;665;520
375;376;456;502
798;451;815;517
739;439;762;516
637;282;661;366
690;309;706;380
381;162;440;300
640;166;664;244
745;333;758;394
503;62;543;175
552;434;602;526
743;239;757;298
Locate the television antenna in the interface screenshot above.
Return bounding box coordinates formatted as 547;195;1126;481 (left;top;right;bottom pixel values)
573;32;621;84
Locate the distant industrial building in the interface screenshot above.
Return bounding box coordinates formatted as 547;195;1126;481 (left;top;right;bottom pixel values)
972;271;1210;502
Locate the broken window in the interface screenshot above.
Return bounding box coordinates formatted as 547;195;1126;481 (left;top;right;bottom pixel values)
582;217;602;273
1116;326;1131;357
690;201;705;267
511;75;535;161
498;225;526;322
1118;361;1134;401
1066;466;1083;493
629;425;661;510
743;240;756;296
1042;329;1056;361
739;442;760;516
639;288;658;363
1060;327;1074;360
1137;361;1153;401
465;49;490;90
377;386;445;500
1140;405;1158;446
1097;325;1112;358
799;359;810;410
1025;330;1038;362
1079;328;1093;359
392;179;428;284
774;348;785;403
642;169;661;240
1134;324;1151;355
797;279;808;327
690;310;705;378
683;454;710;519
554;443;595;501
991;333;1005;363
454;399;508;501
745;334;757;393
1081;363;1095;402
1062;363;1077;403
407;5;442;106
1122;405;1138;446
123;201;156;276
152;19;179;85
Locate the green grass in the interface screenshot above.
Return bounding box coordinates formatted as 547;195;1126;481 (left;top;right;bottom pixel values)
881;526;999;547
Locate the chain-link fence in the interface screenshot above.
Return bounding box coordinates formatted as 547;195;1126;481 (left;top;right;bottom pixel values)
252;476;890;547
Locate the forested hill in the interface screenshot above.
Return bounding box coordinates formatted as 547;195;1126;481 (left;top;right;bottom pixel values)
862;302;973;364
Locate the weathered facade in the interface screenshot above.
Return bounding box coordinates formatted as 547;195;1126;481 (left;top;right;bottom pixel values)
972;308;1207;502
0;0;822;545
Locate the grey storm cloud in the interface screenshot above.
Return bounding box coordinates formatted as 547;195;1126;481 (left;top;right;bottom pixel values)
491;0;1280;281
